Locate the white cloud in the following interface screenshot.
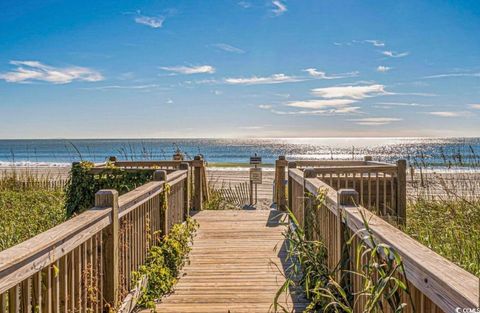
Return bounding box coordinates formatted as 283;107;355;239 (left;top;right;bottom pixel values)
212;43;245;54
303;68;359;79
365;40;385;47
272;107;361;115
134;15;165;28
470;104;480;109
238;1;252;8
160;65;215;74
84;84;162;90
225;73;302;85
349;117;402;126
382;51;409;58
259;104;273;109
0;60;103;84
423;72;480;79
376;66;391;73
376;102;431;107
272;0;287;16
286;99;357;109
311;84;388;99
166;99;174;104
428;111;470;117
239;126;264;130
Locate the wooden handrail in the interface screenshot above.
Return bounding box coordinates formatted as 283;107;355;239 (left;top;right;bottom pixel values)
289;171;479;312
0;168;191;310
0;208;112;293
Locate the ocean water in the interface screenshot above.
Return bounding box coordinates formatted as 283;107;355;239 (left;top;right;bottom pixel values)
0;138;479;168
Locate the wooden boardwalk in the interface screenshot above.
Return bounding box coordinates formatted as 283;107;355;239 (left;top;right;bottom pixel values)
145;210;308;313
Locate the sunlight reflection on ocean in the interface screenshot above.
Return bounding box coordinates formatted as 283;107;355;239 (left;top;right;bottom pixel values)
0;137;479;168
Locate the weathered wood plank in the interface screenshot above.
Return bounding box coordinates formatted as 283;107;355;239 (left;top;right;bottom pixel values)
140;210;306;313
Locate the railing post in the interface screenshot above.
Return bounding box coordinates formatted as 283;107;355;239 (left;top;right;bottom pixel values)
303;168;316;234
287;162;297;212
192;155;204;211
108;156;117;163
95;189;119;311
337;189;359;285
153;170;168;235
364;155;372;162
396;159;407;226
179;162;190;220
275;156;288;211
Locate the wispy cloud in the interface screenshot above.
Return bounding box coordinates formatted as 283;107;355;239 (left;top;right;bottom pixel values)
365;39;385;47
271;0;287;16
349;117;402;126
134;15;165;28
382;50;409;58
427;111;470;117
376;66;391;73
470;104;480;109
225;73;302;85
423;72;480;79
259;104;273;109
311;84;388;99
303;68;359;79
271;107;361;115
285;99;357;109
376;102;431;108
238;1;252;9
212;43;245;54
0;60;103;84
160;65;215;74
83;84;163;91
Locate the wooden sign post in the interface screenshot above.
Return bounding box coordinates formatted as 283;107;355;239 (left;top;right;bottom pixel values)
249;154;262;205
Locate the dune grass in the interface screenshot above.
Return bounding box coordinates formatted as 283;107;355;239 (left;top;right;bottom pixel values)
406;196;480;276
0;172;66;252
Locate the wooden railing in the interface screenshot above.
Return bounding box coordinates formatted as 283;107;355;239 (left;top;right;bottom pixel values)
90;155;208;210
276;156;406;224
0;168;189;313
287;165;479;313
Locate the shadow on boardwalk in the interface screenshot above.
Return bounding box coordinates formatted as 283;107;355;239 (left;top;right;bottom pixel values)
144;209;308;313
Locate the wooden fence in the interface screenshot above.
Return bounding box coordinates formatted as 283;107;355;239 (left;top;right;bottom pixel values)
90;155;209;211
276;156;406;224
0;168;190;313
287;162;479;313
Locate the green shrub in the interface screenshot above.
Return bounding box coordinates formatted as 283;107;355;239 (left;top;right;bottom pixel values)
132;217;199;310
0;189;66;251
65;161;153;216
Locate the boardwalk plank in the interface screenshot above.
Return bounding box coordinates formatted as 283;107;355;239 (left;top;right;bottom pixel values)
141;209;307;313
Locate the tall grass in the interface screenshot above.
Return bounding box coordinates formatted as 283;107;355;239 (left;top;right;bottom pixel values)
404;149;480;276
274;199;411;313
0;171;66;251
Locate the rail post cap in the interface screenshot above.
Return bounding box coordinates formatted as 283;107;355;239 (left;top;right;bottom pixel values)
278;155;286;160
337;189;359;206
108;156;117;162
363;155;372;161
179;162;190;170
304;168;317;178
95;189;119;207
194;155;202;161
153;170;167;181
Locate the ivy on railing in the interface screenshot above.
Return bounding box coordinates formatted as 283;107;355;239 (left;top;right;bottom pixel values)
65;161;153;216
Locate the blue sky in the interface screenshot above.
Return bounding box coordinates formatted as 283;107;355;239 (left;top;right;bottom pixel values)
0;0;479;138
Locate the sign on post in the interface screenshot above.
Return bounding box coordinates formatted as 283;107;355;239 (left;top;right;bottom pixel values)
250;156;262;165
250;167;263;184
